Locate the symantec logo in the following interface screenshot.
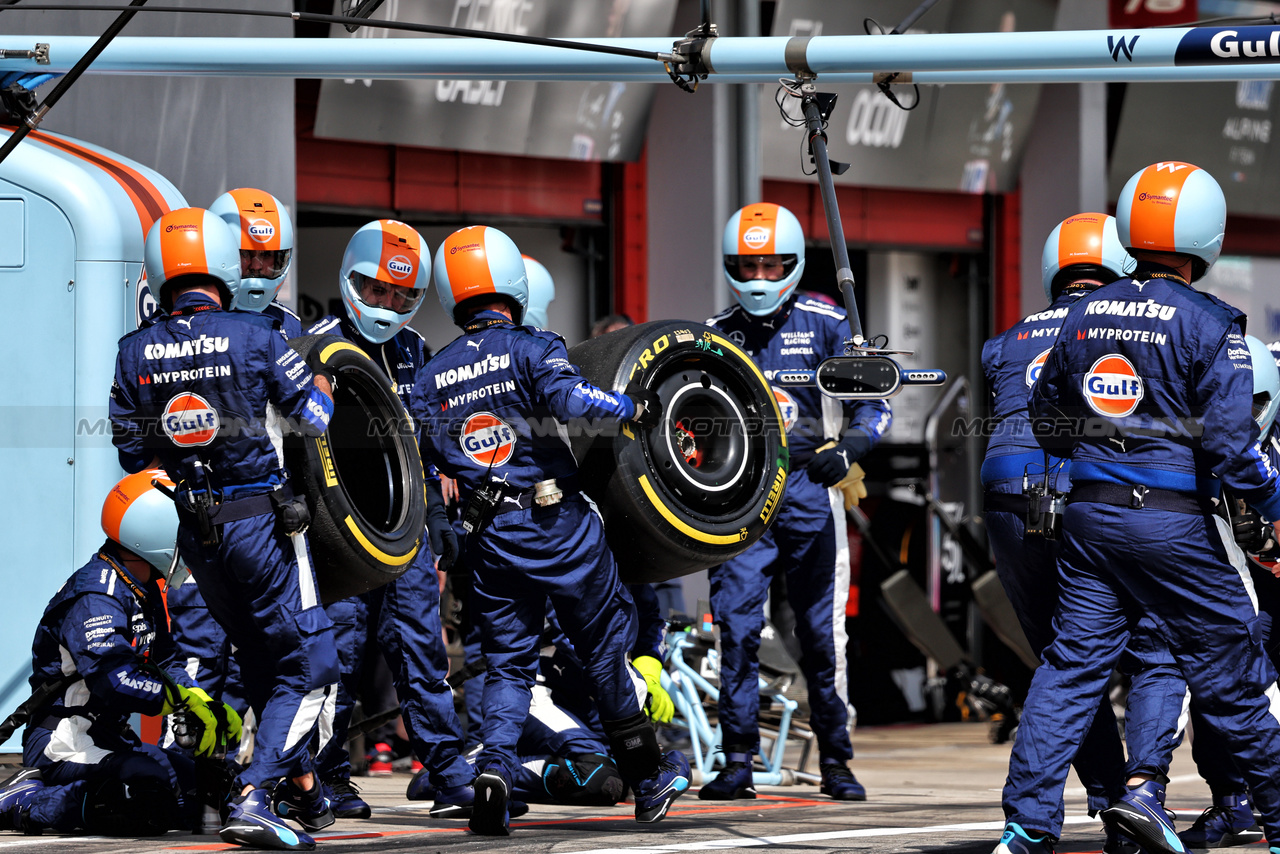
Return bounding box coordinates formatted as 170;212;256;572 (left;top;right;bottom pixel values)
165;224;198;233
450;243;483;255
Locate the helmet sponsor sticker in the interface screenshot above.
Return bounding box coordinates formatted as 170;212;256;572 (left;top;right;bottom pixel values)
1083;354;1144;417
1026;348;1052;388
742;226;770;251
247;219;275;243
386;255;414;280
460;412;516;467
772;388;798;432
163;393;219;446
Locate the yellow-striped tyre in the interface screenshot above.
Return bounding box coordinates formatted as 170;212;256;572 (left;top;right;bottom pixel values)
567;321;789;583
285;334;425;603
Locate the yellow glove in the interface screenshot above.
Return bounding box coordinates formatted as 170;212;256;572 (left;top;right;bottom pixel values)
160;684;220;758
190;686;243;745
816;441;868;510
633;655;675;724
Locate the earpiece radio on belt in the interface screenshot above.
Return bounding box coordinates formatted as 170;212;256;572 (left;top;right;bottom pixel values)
1023;456;1067;540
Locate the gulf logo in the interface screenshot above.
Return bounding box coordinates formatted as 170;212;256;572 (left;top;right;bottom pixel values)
1025;348;1052;388
247;218;275;244
163;393;219;446
742;225;770;251
460;412;516;467
386;255;414;281
1083;354;1144;417
772;388;798;432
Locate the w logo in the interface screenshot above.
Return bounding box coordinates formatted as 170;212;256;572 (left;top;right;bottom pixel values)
1155;162;1189;173
1108;34;1139;62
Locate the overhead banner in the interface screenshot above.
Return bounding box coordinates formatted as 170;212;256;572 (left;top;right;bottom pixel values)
1109;79;1280;217
761;0;1056;194
314;0;676;162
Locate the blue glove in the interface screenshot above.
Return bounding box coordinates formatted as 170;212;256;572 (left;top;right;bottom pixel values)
807;435;872;488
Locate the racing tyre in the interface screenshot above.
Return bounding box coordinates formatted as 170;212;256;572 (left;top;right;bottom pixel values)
567;321;788;583
285;335;426;603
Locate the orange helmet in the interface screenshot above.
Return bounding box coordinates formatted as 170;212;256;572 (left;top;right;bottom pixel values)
1040;213;1132;302
433;226;528;326
1116;161;1226;282
143;207;240;310
101;470;181;579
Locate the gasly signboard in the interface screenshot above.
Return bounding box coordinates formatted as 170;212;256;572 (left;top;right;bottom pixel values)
760;0;1056;194
313;0;676;162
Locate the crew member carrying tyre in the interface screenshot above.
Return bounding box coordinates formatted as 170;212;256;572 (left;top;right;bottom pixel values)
995;162;1280;854
0;471;239;837
410;225;691;836
304;219;473;820
110;207;339;852
703;202;890;802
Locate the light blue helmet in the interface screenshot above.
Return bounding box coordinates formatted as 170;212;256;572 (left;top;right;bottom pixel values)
339;219;430;344
722;202;806;317
1116;161;1226;282
1041;213;1134;303
435;226;529;326
521;255;555;328
143;207;241;311
101;469;183;580
1248;335;1280;440
208;187;295;312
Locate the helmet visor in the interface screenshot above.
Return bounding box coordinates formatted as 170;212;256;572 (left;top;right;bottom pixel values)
240;248;292;281
1254;392;1272;427
353;271;425;315
724;254;799;283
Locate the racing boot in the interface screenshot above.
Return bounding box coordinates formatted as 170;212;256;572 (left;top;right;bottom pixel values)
324;778;371;820
1104;825;1141;854
429;784;475;818
272;778;335;833
406;768;436;801
698;751;756;800
820;760;868;801
634;749;691;823
1178;793;1263;850
1102;781;1186;854
221;787;316;851
0;769;43;834
468;766;512;837
993;821;1055;854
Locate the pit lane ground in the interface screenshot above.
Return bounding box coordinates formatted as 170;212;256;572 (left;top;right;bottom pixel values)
0;722;1221;854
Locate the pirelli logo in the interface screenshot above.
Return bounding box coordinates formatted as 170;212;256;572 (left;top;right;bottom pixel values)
316;434;338;487
760;466;786;524
627;334;672;379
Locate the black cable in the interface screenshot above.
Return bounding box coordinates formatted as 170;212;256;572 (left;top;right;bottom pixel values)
889;0;943;35
0;4;673;63
0;0;145;167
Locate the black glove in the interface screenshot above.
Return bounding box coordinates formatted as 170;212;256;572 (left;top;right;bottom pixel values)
624;380;663;429
1233;503;1277;555
807;435;872;488
305;348;337;392
426;477;459;574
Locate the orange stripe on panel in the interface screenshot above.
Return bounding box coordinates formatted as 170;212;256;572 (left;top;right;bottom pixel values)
1057;212;1106;267
160;208;211;278
737;202;779;254
1128;163;1196;253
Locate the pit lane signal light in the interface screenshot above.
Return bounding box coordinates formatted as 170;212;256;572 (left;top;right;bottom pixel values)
814;356;947;399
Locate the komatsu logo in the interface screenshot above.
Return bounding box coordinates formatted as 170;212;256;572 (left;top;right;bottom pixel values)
436;353;511;388
1084;299;1177;321
1083;355;1144;417
144;337;231;359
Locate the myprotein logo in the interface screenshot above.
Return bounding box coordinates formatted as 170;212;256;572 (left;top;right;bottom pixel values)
386;255;414;280
742;226;770;250
1083;355;1144;417
247;219;275;243
162;392;219;446
1175;27;1280;64
460;412;516;466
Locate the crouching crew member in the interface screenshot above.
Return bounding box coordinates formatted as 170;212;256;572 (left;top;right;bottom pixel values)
703;203;890;801
410;225;690;836
110;207;339;852
0;471;239;836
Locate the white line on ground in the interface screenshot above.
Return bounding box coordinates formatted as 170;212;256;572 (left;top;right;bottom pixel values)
561;815;1101;854
1063;772;1204;798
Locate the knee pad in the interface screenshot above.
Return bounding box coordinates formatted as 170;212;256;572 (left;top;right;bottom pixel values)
602;711;660;783
543;753;625;806
83;771;178;836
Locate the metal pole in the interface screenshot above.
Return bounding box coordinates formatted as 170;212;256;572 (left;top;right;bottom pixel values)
736;0;760;207
799;89;863;346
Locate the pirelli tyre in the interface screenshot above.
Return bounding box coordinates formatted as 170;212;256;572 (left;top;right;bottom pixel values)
567;321;788;583
285;334;426;603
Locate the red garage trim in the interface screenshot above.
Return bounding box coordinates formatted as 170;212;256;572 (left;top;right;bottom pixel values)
762;181;986;250
994;190;1022;334
1225;214;1280;258
613;148;648;323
